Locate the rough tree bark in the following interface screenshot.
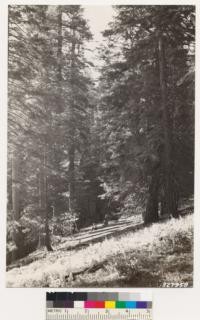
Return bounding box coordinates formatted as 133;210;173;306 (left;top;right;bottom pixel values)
158;34;179;218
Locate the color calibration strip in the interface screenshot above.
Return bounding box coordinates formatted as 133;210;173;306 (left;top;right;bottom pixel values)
46;292;153;320
46;292;152;309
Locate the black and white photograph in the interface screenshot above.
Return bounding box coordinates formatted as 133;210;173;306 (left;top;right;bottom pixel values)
6;4;195;288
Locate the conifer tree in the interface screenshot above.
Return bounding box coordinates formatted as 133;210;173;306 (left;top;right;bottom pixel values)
99;5;195;223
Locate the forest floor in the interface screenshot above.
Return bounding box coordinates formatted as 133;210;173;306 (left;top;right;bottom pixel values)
7;214;143;271
6;212;193;288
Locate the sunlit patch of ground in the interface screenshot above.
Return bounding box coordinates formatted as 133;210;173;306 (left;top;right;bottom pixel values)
6;214;193;288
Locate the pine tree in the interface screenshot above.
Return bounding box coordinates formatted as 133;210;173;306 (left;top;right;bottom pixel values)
56;6;93;218
99;5;195;223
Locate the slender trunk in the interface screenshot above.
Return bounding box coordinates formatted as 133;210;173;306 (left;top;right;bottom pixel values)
44;144;53;251
56;7;63;113
39;144;53;251
11;151;22;260
158;35;179;218
37;170;42;248
68;26;76;215
12;152;20;221
38;153;45;248
57;9;62;86
68;143;76;213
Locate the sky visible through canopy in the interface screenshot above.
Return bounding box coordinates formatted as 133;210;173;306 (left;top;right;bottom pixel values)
83;6;114;79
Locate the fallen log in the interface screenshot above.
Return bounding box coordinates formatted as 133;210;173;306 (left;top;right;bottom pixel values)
65;261;106;282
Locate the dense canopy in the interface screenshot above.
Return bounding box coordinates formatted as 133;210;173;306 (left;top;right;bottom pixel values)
7;5;194;264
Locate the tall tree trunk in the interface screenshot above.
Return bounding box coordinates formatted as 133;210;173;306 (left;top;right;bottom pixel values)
68;26;77;215
37;170;42;248
12;152;20;221
44;144;53;251
39;144;53;251
57;8;62;80
57;7;63;113
68;143;76;213
158;35;179;218
11;151;22;260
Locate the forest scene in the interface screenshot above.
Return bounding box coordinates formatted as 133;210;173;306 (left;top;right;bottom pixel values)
7;5;195;288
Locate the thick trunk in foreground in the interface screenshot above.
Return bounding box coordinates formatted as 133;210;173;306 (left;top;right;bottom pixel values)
158;35;179;218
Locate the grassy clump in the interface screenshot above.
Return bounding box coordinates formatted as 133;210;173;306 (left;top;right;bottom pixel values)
108;215;193;287
72;215;193;288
